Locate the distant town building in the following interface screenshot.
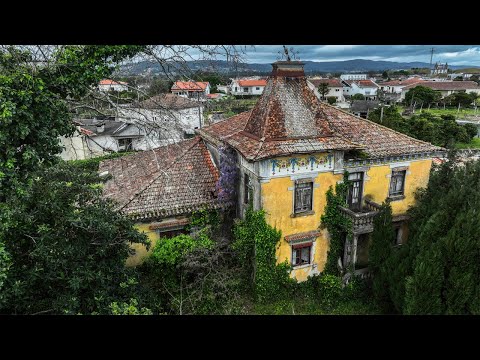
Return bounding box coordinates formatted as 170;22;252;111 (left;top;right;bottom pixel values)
119;94;204;144
431;62;448;75
216;84;230;94
378;76;425;94
171;81;210;100
350;100;380;118
98;79;129;92
400;81;480;101
60;119;161;161
340;74;368;81
342;79;379;100
307;78;345;102
230;78;267;96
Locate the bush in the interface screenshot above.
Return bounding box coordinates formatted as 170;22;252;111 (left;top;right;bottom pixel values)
233;207;294;303
327;96;337;105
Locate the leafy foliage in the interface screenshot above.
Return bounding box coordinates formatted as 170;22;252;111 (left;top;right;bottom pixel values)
327;96;336;105
404;86;441;106
351;93;365;100
320;176;352;276
378;154;480;314
0;46;143;197
369;201;396;311
109;298;153;315
368;106;475;147
233;207;294;302
317;82;329;100
0;162;148;314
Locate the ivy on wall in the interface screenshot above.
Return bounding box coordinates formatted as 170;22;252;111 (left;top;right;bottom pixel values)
233;207;294;302
320;174;352;276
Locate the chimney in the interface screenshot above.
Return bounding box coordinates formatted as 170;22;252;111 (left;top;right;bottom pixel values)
96;123;105;133
271;61;305;78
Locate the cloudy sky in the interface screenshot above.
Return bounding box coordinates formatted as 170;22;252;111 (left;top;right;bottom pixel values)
241;45;480;65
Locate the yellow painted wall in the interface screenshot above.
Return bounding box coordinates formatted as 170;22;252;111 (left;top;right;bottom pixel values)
261;169;342;282
363;159;432;215
260;158;433;281
126;223;160;267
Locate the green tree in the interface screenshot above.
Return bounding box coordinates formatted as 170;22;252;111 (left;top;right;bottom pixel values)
147;77;173;96
0;162;148;314
404;85;441;106
452;92;475;107
384;154;480;314
0;46;143;198
351;93;365;101
382;71;389;79
318;82;330;100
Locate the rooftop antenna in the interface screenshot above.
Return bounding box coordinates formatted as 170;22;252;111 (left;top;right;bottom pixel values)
283;45;291;61
277;46;300;61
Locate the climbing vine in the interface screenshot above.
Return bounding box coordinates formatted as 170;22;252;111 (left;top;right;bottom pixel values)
216;146;239;202
233;207;294;302
320;173;352;276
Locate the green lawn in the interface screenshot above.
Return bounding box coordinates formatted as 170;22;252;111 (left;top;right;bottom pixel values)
455;137;480;149
418;108;479;117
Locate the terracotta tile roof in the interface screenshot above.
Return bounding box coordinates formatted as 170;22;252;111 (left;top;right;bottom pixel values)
99;79;127;85
379;78;425;87
133;93;202;110
198;61;442;161
319;104;442;158
402;81;480;91
99;137;230;221
345;80;379;88
171;81;209;92
237;79;267;87
308;78;343;88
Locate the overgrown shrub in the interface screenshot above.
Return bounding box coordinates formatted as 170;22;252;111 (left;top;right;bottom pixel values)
233;207;294;303
320;175;351;276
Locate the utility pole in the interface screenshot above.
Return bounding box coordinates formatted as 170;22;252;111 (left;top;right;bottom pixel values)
430;47;435;71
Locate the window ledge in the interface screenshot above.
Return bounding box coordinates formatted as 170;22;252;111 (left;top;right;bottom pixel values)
290;210;315;218
388;195;405;202
292;263;313;270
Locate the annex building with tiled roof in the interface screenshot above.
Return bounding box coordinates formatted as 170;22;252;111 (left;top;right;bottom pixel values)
99;137;230;266
400;81;480;101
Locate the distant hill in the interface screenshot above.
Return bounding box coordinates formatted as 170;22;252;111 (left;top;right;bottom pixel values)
119;59;479;76
453;67;480;73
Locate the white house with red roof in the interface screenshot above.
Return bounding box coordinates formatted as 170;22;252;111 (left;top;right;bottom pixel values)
307;78;345;102
171;81;210;100
378;76;425;94
230;78;267;96
98;79;129;92
342;79;379;100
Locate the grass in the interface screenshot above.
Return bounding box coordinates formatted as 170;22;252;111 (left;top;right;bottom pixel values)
418;108;479;117
455;137;480;149
396;105;479;118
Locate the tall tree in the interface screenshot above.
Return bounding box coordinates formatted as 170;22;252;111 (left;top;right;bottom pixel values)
384;154;480;314
0;162;148;314
404;85;441;107
318;82;329;101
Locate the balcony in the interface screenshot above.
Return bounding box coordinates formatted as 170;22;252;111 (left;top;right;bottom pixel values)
338;198;381;234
